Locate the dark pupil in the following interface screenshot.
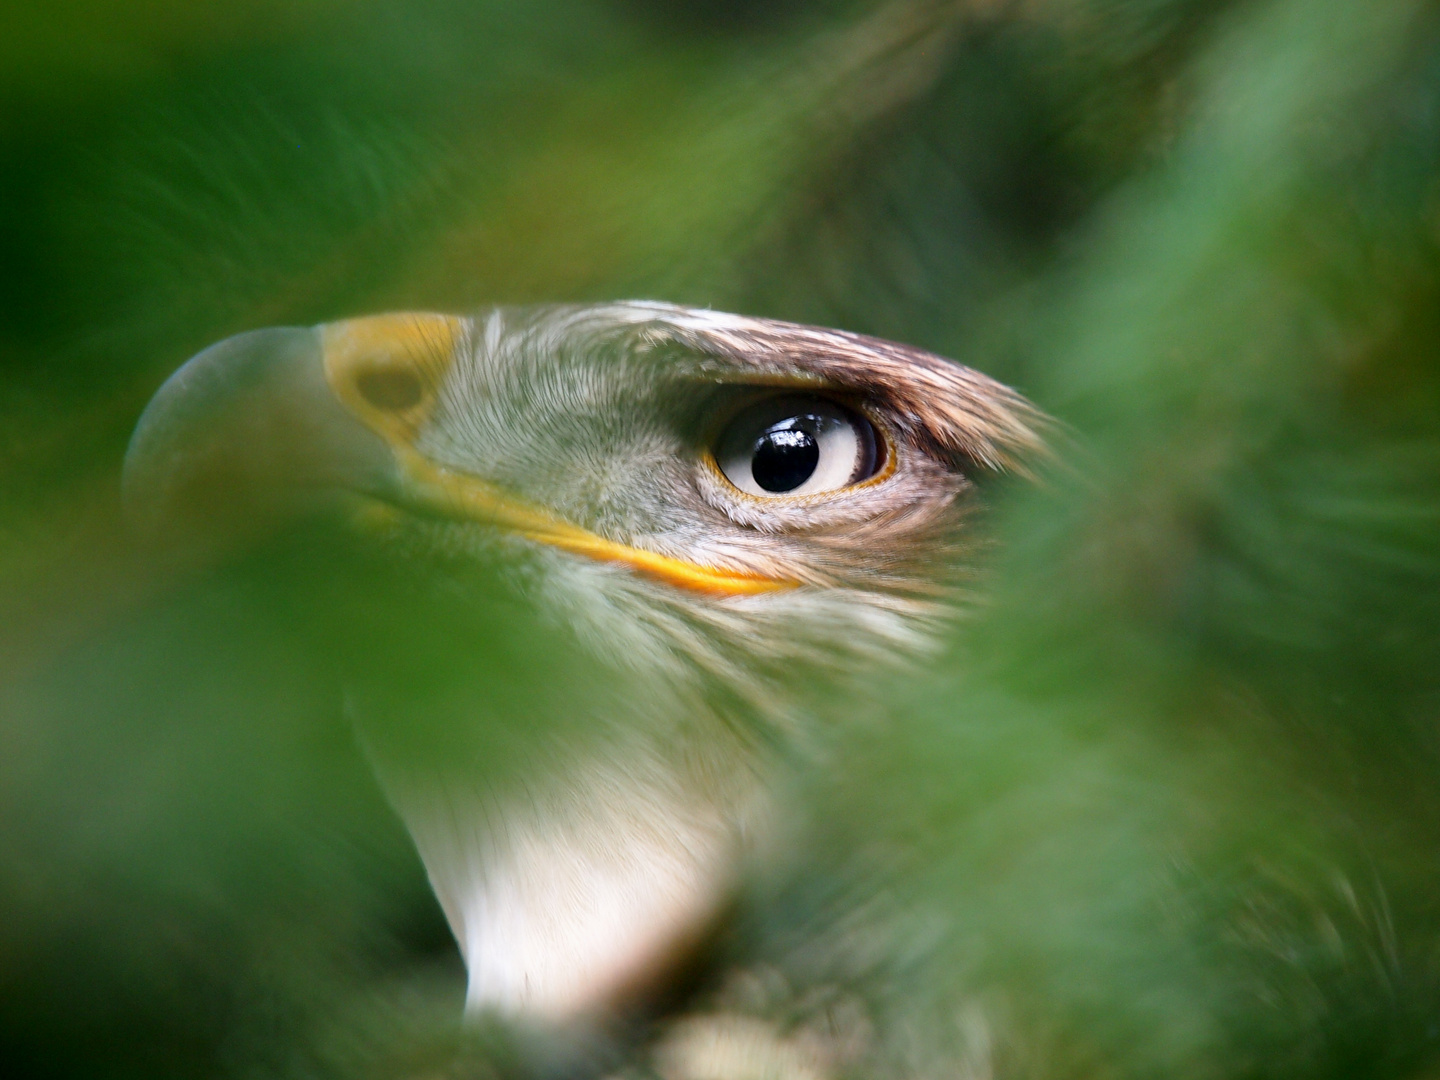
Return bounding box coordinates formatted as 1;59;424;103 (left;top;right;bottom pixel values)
752;424;819;492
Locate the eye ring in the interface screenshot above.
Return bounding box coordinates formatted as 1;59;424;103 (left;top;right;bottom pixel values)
704;392;893;501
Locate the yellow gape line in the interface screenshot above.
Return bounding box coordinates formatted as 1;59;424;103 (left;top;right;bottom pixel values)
320;313;795;597
400;449;795;597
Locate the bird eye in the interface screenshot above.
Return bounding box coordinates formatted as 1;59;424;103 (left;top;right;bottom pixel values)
714;394;880;497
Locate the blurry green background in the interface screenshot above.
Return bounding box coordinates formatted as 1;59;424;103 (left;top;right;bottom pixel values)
4;1;1440;1078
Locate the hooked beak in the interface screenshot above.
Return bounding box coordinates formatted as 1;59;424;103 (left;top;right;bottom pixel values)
124;314;792;596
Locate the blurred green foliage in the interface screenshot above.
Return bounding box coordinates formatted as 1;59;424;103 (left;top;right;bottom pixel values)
4;0;1440;1077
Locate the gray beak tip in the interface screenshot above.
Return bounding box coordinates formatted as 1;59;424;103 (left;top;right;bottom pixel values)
122;326;392;544
123;330;285;524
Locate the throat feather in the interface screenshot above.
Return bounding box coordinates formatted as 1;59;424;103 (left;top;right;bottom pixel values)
389;752;766;1022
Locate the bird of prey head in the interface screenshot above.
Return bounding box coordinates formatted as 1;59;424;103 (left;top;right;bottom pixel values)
123;302;1044;1041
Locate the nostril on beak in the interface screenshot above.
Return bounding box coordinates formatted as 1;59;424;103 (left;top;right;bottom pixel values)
320;313;466;444
355;367;425;411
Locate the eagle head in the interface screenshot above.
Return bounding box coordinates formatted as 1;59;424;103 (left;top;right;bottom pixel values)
123;302;1044;1039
